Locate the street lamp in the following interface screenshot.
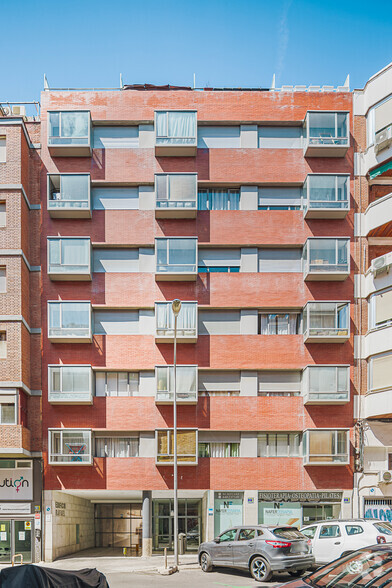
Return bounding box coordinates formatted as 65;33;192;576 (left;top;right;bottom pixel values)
172;299;181;568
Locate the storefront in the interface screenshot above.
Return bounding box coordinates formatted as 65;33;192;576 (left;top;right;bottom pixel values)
0;459;42;563
214;492;244;536
152;498;202;552
258;491;343;527
364;498;392;521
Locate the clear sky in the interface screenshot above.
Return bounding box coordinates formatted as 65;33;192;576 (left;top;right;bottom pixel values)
0;0;391;102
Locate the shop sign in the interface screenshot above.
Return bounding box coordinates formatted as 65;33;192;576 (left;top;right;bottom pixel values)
0;503;31;514
0;467;33;501
216;492;243;500
263;506;302;528
55;502;66;517
258;491;342;503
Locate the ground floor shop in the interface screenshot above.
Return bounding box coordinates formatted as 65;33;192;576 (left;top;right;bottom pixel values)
43;488;352;561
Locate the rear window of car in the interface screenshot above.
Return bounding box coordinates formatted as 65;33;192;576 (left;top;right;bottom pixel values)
374;522;392;535
272;527;305;540
345;525;364;535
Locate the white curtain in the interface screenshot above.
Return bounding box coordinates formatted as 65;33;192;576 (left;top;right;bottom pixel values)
61;175;88;202
156;112;196;143
156;303;196;331
95;438;138;457
62;239;89;266
259;314;299;334
198;190;240;210
176;366;196;395
62;367;90;393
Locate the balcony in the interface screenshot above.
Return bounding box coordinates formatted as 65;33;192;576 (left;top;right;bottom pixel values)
48;301;92;343
366;352;392;418
362;193;392;237
155;302;197;343
47;237;91;281
303;238;350;281
0;425;31;457
48;365;93;404
47;111;92;157
302;365;350;405
155;110;197;156
303;111;349;157
364;389;392;419
303;429;349;466
155;173;197;218
48;429;92;465
155;365;198;404
47;174;91;218
303;302;350;343
155;238;198;281
303;174;349;219
156;429;198;465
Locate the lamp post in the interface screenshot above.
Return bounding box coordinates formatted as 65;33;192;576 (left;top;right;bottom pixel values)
172;299;181;568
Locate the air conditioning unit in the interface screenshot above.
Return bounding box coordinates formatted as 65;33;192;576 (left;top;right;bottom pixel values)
378;470;392;484
1;106;12;116
371;252;392;276
375;125;392;154
11;105;26;117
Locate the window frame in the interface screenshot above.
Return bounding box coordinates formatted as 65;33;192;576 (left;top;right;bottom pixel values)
257;432;302;457
155;428;198;465
303;428;349;465
47;111;91;146
47;300;92;340
48;364;93;403
48;428;92;465
0;394;17;425
155;237;198;275
47;236;91;275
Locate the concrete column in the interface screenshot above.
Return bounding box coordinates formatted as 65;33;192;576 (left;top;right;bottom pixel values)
142;490;153;557
244;490;258;525
240;186;258;210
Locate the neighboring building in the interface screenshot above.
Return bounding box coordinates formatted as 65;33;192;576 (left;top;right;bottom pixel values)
40;84;356;561
353;63;392;519
0;104;42;563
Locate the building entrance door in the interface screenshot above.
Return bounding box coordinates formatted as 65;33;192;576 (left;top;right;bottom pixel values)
0;520;32;564
153;499;201;552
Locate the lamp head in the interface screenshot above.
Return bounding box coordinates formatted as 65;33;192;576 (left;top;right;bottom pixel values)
172;299;181;317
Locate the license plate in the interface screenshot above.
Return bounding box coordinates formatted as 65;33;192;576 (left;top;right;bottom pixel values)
291;543;307;554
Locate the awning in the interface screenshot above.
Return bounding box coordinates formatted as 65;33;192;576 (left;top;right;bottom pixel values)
369;160;392;180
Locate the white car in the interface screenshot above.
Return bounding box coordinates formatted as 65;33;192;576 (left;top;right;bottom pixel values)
300;518;392;565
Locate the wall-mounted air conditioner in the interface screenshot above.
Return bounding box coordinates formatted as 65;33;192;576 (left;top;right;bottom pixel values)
375;125;392;154
371;252;392;276
378;470;392;484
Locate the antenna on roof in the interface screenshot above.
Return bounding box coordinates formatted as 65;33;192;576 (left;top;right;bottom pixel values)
344;74;350;89
271;73;276;90
43;74;50;91
193;73;196;89
120;73;123;88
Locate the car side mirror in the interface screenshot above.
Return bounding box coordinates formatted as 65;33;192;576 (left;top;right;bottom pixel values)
214;537;220;543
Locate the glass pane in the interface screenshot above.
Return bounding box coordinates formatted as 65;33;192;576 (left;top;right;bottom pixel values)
309;113;336;137
168;239;196;266
49;303;60;328
51;367;61;392
14;521;32;563
61;112;88;138
309;240;336;265
309;175;336;202
0;520;10;562
62;367;90;393
62;303;89;328
1;403;15;424
49;113;60;137
62;239;89;266
61;175;89;202
48;240;60;264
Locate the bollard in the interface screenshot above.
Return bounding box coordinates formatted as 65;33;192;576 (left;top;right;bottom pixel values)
123;547;127;557
12;554;23;567
164;547;167;569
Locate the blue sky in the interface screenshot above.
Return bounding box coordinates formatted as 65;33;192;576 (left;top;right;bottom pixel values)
0;0;391;102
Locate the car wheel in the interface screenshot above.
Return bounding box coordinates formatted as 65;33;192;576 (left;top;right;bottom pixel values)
289;569;307;577
200;552;213;572
250;556;272;582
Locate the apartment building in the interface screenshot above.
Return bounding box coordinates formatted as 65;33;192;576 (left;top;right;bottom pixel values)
37;84;358;561
353;63;392;519
0;105;42;564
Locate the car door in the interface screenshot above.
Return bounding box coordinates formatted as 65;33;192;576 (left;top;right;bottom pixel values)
211;528;237;565
231;528;259;568
313;523;345;564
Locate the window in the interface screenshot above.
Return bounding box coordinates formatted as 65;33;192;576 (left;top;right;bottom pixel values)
258;433;301;457
198;371;240;396
0;332;6;359
48;365;92;403
319;525;341;538
198;443;240;457
155;302;197;339
0;268;6;293
238;529;256;541
389;454;392;470
0;202;5;227
258;249;302;272
156;365;197;403
48;111;90;145
95;437;139;457
368;353;392;393
219;529;237;542
48;174;90;212
374;522;392;535
48;301;91;340
303;238;349;274
198;189;240;210
155;111;197;145
367;95;392;146
0;396;16;424
303;302;350;339
156;238;197;275
156;174;197;209
48;238;90;276
258;312;301;334
258;126;303;149
303;366;349;403
49;429;92;464
258;187;302;210
258;371;301;397
345;525;364;536
156;429;198;465
301;526;317;539
304;175;349;211
303;429;349;465
95;372;139;397
0;137;5;163
305;112;349;145
369;289;392;330
198;248;241;273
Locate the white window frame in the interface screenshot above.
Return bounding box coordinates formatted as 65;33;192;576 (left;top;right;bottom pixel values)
303;174;350;211
155;365;198;402
155;428;198;465
369;287;392;331
257;432;302;457
155;173;197;208
47;237;91;275
155;237;198;275
48;365;93;403
95;371;139;397
47;111;91;146
302;365;350;403
305;111;349;145
0;394;17;425
47;173;91;210
154;110;197;143
47;301;92;339
48;428;92;465
303;428;349;466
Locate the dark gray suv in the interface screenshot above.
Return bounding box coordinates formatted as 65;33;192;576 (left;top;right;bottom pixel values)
198;525;314;582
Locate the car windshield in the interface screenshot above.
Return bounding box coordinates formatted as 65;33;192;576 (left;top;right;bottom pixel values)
272;527;304;540
374;523;392;536
304;549;392;587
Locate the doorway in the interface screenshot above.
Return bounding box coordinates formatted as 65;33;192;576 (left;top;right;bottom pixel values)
94;504;142;555
0;519;33;564
153;499;201;552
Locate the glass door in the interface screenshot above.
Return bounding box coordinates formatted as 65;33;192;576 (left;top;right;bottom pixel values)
0;520;11;563
153;499;201;552
13;520;32;563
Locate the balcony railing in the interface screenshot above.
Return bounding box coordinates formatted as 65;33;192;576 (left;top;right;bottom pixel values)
303;174;349;219
155;174;197;218
155;429;198;465
49;429;92;465
155;238;198;281
47;174;91;218
48;111;92;157
48;365;93;404
303;302;350;343
155;302;197;343
156;365;198;404
302;366;350;404
48;301;92;343
303;238;350;281
303;111;349;157
155;111;197;156
303;429;349;465
47;238;91;280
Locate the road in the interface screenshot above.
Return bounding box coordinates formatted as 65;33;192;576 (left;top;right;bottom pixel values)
105;568;292;587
